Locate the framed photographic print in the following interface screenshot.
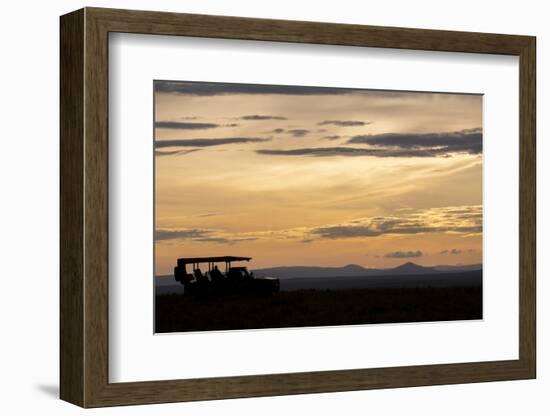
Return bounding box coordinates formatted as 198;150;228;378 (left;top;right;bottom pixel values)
153;80;485;333
60;7;536;408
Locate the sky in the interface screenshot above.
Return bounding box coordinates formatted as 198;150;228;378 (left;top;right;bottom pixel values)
154;81;482;274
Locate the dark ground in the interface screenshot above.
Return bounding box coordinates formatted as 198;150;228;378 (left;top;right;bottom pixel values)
155;283;482;333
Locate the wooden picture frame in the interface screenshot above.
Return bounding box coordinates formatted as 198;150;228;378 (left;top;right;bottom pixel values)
60;7;536;408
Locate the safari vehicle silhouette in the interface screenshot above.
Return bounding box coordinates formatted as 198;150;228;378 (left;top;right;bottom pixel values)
174;256;280;296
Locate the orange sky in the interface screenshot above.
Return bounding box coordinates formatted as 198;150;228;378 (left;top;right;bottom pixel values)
154;81;482;274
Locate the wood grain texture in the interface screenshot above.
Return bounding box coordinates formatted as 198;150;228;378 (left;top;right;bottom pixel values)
89;7;532;54
518;38;536;375
59;7;537;408
83;11;110;406
59;8;84;407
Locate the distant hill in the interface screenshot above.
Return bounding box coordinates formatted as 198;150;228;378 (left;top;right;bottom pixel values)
433;263;482;272
253;262;481;279
390;262;435;275
155;274;184;295
253;264;377;279
155;262;483;294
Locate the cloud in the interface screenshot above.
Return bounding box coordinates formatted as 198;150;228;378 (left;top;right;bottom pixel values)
309;205;482;239
312;223;481;239
155;121;220;130
440;248;463;255
156;137;270;148
156;228;257;245
256;146;454;158
348;128;482;155
319;120;372;127
287;129;310;137
155;150;182;157
384;250;423;258
155;81;364;96
240;115;287;120
196;213;219;218
154;81;429;97
193;237;233;244
156;229;211;241
268;128;309;137
257;128;482;158
311;225;382;238
323;135;342;140
155;149;201;157
155;206;481;247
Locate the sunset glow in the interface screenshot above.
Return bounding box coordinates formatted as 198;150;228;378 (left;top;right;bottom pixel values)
154;81;482;274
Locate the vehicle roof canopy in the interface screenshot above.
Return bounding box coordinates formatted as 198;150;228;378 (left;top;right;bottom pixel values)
177;256;251;266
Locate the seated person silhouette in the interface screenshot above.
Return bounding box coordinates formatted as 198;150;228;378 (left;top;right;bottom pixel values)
194;268;207;283
210;265;224;283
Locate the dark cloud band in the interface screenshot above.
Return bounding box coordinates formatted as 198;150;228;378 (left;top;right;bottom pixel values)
312;224;482;238
156;228;257;245
155;149;201;157
154;81;481;100
257;146;453;158
384;250;423;258
240;115;287;121
156;229;210;240
156;137;269;148
348;128;482;155
319;120;372;127
257;128;482;158
155;121;220;130
309;206;482;240
287;129;310;137
155;81;361;96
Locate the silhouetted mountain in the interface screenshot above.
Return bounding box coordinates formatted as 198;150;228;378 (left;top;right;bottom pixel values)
253;262;481;279
390;262;435;275
277;270;481;291
155;262;483;294
156;263;482;295
252;264;378;279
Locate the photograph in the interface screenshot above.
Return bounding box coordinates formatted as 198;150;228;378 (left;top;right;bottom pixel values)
153;80;483;333
50;4;538;410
